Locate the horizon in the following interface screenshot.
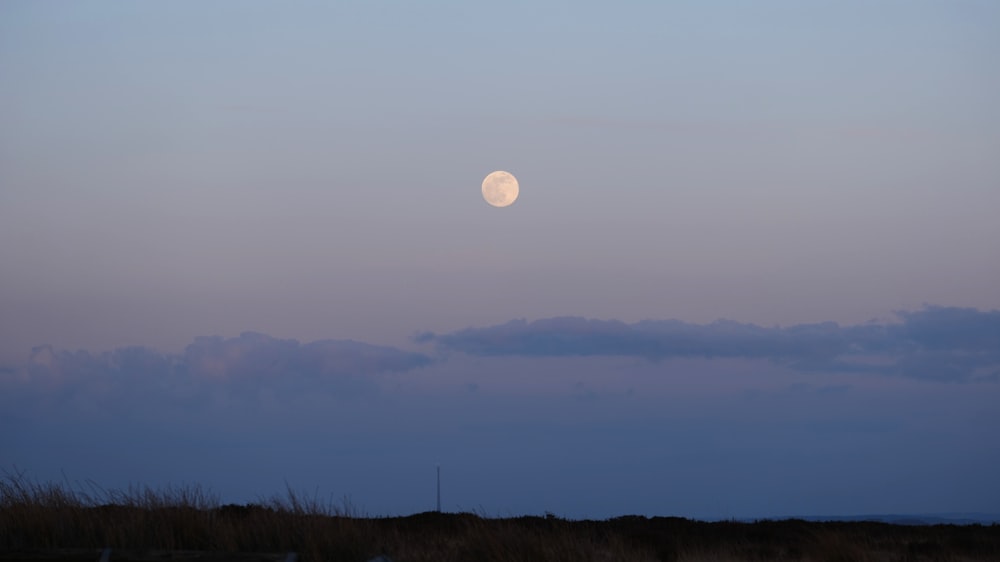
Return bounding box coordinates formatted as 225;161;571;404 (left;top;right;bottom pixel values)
5;465;1000;525
2;2;998;522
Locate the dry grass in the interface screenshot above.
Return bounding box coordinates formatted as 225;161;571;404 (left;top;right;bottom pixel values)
2;470;997;562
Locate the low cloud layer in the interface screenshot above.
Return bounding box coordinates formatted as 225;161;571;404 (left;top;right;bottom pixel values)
5;332;432;399
419;306;1000;383
3;307;997;392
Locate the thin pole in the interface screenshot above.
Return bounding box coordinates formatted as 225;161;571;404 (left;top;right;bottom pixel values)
436;465;441;512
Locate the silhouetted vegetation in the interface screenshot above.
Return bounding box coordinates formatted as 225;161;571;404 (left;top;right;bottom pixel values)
2;470;998;561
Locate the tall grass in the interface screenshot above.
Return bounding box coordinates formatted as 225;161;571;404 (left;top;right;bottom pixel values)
2;469;998;562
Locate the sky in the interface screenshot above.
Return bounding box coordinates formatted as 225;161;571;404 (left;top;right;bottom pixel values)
1;1;999;520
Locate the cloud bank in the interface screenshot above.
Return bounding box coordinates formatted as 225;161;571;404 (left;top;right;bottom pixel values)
3;332;432;404
2;307;997;391
419;306;1000;383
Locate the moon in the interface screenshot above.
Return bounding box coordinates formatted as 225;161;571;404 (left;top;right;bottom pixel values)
482;171;519;208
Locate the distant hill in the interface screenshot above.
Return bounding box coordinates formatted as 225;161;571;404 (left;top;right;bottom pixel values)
780;513;1000;525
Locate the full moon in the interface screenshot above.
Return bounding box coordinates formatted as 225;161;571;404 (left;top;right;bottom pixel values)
481;171;519;207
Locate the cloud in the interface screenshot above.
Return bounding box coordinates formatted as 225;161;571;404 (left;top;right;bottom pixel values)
7;332;432;402
181;332;432;379
420;307;1000;383
3;306;997;402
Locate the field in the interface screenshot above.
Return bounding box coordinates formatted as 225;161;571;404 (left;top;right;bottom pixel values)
2;472;998;562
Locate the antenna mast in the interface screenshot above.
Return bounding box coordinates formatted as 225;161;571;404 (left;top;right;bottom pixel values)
436;465;441;512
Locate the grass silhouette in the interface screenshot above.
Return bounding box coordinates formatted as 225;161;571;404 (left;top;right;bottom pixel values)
2;469;998;561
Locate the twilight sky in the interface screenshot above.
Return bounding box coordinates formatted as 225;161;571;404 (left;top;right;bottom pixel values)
2;2;999;520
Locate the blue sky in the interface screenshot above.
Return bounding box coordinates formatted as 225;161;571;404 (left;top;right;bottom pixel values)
1;1;999;519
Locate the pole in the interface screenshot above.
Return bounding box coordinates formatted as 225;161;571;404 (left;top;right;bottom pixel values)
436;465;441;513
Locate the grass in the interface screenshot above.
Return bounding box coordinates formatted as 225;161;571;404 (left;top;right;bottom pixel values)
2;469;998;562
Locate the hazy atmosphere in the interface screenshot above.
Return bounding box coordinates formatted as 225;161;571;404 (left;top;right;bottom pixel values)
2;1;999;520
